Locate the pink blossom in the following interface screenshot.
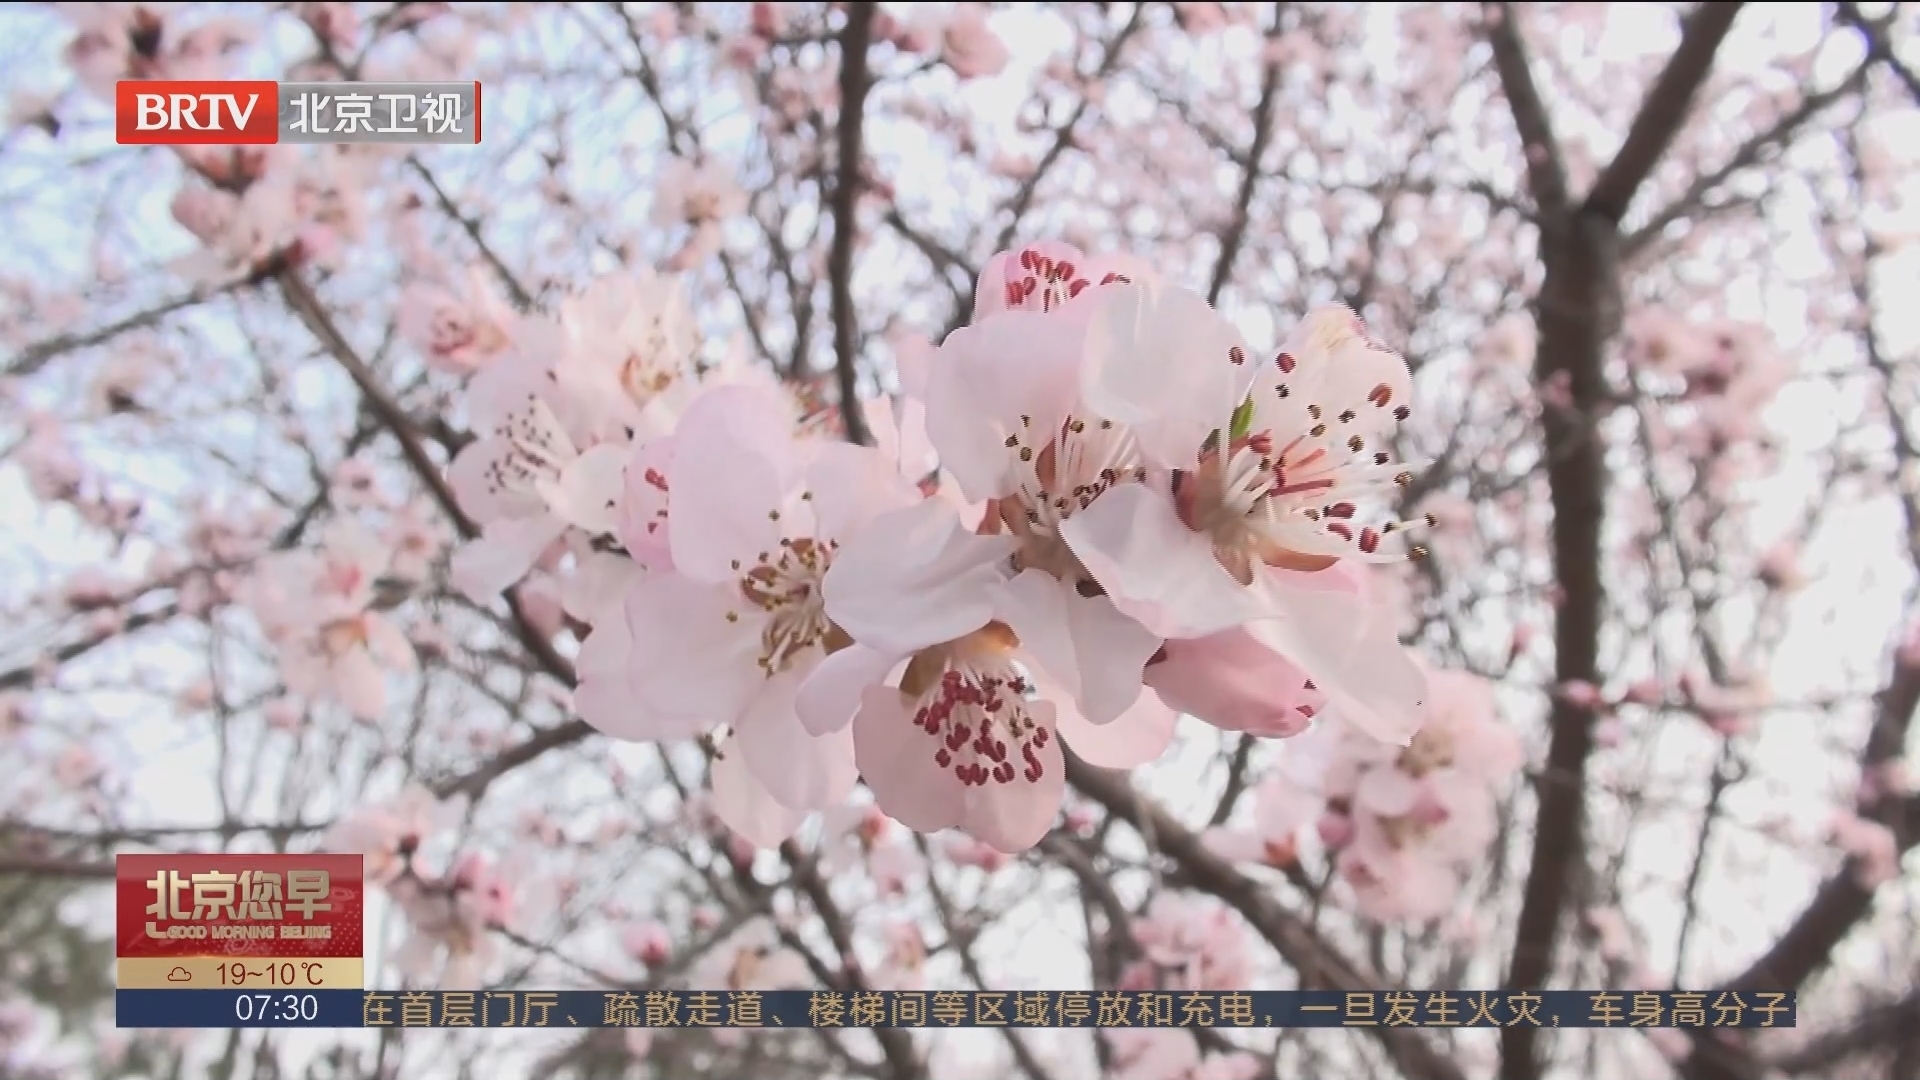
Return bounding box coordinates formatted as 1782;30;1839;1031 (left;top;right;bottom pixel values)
1757;541;1806;592
1145;629;1325;737
60;566;123;610
1125;893;1252;990
1621;678;1664;707
938;4;1010;80
570;550;657;738
385;503;451;582
1593;717;1625;747
329;458;386;511
820;245;1166;737
1681;669;1771;735
389;851;517;989
396;268;516;375
1106;1029;1201;1080
869;921;928;991
688;918;811;991
1068;286;1431;743
621;921;672;967
811;511;1179;849
58;5;251;98
1556;680;1604;709
1484;313;1535;368
53;744;103;790
325;786;457;886
1203;767;1319;868
941;833;1011;872
703;731;808;848
263;697;303;731
243;520;415;721
446;272;700;601
1265;666;1521;923
88;350;152;415
1862;758;1917;802
1829;811;1899;889
603;383;923;813
652;157;748;228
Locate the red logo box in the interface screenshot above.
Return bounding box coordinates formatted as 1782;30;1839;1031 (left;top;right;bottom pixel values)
115;80;279;145
116;854;363;959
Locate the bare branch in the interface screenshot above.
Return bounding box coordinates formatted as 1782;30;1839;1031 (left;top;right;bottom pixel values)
1067;756;1469;1080
829;1;878;447
1480;1;1570;216
1584;2;1746;225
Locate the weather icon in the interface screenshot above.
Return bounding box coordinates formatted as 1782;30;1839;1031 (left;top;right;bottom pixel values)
165;966;192;983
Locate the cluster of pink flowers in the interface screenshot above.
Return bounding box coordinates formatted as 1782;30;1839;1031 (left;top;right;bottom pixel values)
1624;309;1790;487
241;520;417;722
1120;894;1252;992
325;787;522;989
445;240;1438;854
1210;667;1523;924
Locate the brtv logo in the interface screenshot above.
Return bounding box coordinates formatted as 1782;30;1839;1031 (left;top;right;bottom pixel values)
115;81;279;145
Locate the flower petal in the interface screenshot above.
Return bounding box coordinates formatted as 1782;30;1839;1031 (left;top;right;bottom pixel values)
735;668;859;811
1201;827;1267;865
362;615;416;672
996;568;1160;726
993;569;1080;698
854;685;966;833
1060;483;1260;639
823;498;1016;655
1081;280;1253;468
561;550;645;623
925;306;1091;503
1063;587;1162;726
1056;688;1178;769
624;571;762;728
447;437;543;522
449;514;568;603
617;436;677;572
1355;765;1419;817
1145;629;1323;737
961;697;1066;853
1253;773;1323;836
710;736;808;849
1243;572;1428;746
796;643;903;736
335;648;387;721
1278;305;1414;438
805;440;916;542
576;611;709;743
666;385;795;581
539;441;628;536
890;330;936;401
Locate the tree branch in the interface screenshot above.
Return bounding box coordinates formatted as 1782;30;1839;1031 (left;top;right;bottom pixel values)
828;1;877;447
1205;2;1289;306
1481;1;1570;216
1066;756;1468;1080
1584;1;1745;225
4;272;266;379
1623;59;1871;257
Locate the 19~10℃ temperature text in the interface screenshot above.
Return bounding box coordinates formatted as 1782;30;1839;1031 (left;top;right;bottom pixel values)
114;81;481;146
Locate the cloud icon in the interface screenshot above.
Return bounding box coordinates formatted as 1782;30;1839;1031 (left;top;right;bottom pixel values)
166;966;191;983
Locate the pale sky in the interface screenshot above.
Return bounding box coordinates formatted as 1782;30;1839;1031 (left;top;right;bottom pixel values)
2;3;1916;1079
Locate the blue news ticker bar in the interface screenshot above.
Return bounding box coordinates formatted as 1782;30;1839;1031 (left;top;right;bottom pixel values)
117;989;1796;1030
